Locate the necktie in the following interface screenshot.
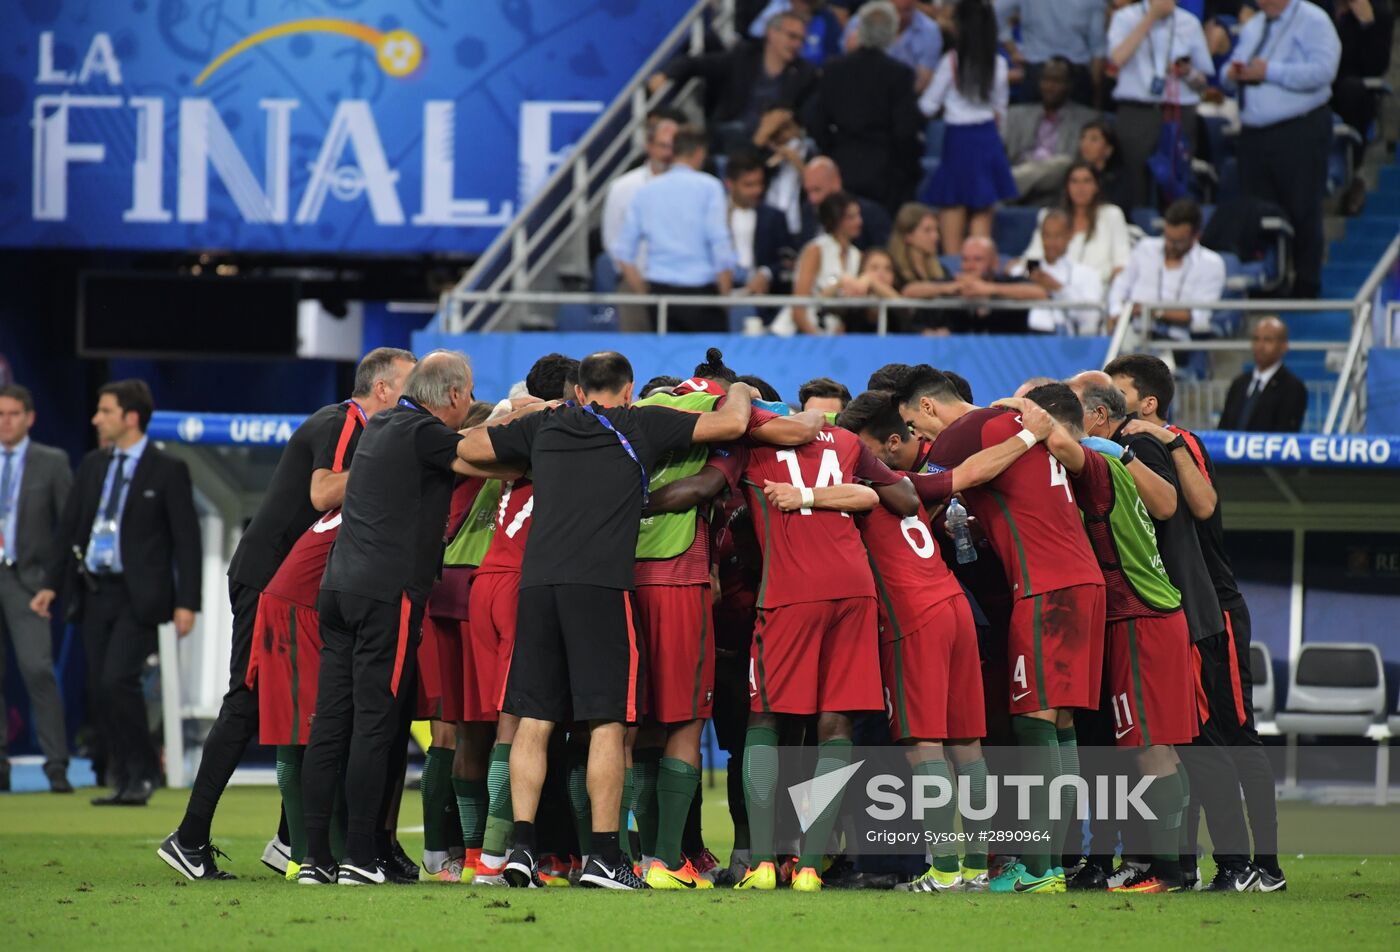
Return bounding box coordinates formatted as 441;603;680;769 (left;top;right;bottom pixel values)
1238;376;1262;429
0;450;13;515
1238;17;1276;112
103;452;127;522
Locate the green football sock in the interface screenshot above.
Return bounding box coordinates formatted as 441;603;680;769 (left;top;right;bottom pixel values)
958;757;990;870
655;757;701;869
913;757;960;873
631;747;662;859
275;745;306;864
482;743;513;857
1055;727;1081;866
798;738;854;872
420;746;454;852
566;746;592;857
1012;715;1062;877
618;763;636;863
1144;768;1185;869
742;726;781;864
452;777;487;850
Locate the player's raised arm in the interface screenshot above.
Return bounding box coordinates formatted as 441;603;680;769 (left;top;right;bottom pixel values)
949;398;1055;491
749;408;825;446
646;467;730;515
762;479;879;513
690;382;753;443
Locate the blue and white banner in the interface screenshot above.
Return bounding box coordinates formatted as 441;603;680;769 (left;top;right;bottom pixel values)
0;0;691;254
1201;431;1400;469
150;411;304;445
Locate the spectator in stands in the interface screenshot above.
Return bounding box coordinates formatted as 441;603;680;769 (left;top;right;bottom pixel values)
888;202;958;296
843;248;905;332
918;0;1016;254
1221;0;1340;299
939;235;1049;335
798;377;853;412
1020;161;1134;284
725;150;795;299
1218;315;1308;431
1076;119;1135;211
612;127;736;333
799;156;893;247
1003;57;1100;204
1107;0;1214;209
1332;0;1394;215
1009;210;1106;334
650;11;817;152
752;108;811;234
805;1;923;212
841;0;944;92
1109;198;1227;341
774;190;864;334
602;112;680;332
995;0;1107;106
748;0;846;66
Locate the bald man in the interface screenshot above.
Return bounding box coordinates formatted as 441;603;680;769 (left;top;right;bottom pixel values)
932;237;1047;335
1217;317;1307;432
798;156;892;248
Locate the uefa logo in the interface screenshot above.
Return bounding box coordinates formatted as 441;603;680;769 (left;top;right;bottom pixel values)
177;416;205;443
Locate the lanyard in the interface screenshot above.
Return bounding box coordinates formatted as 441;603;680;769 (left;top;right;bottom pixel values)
1142;3;1176;84
580;404;649;509
1157;253;1195;301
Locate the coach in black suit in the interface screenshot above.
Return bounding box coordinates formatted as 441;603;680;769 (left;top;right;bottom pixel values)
32;380;202;805
1218;316;1308;432
802;2;922;213
0;384;73;793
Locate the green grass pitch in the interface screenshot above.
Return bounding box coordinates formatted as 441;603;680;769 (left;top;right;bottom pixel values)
2;781;1398;950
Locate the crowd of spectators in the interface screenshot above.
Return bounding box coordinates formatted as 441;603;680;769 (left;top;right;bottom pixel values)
600;0;1394;337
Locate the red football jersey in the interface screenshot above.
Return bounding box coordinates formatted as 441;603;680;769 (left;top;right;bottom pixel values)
262;508;341;609
475;477;534;575
743;426;902;608
928;408;1103;599
861;499;965;641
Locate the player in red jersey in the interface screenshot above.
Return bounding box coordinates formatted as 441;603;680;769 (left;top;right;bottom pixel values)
784;390;1049;891
895;367;1106;894
727;419;917;892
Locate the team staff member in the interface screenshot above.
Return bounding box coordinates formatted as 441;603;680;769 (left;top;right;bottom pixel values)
295;351;501;886
32;381;201;806
0;384;74;794
160;347;415;880
456;351;755;890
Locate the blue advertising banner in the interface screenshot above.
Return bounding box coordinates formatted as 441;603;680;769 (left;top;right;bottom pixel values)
0;0;691;254
1196;431;1400;469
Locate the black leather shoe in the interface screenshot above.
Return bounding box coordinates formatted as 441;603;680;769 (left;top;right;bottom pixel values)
45;765;73;794
1067;863;1108;891
382;840;420;884
114;778;155;805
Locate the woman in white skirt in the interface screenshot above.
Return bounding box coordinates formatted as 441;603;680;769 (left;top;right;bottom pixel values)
918;0;1016;254
772;191;863;335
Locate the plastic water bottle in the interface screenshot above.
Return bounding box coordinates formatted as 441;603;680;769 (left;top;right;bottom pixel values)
947;498;977;565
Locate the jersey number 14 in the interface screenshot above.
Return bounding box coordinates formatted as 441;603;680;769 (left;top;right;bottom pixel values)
776;448;845;516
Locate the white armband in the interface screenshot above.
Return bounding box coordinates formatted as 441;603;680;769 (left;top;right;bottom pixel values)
800;487;815;509
1016;429;1037;449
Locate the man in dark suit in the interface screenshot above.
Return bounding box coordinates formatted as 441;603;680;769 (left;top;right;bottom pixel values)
803;1;922;212
725;150;795;298
0;384;73;793
31;380;202;805
1218;316;1308;432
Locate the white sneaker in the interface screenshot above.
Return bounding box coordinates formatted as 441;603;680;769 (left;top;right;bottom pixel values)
1106;860;1149;890
261;835;291;875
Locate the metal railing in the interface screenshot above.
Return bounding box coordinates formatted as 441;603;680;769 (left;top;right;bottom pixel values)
440;0;730;334
1325;233;1400;433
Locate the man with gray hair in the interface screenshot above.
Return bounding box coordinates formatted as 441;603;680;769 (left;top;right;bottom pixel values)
804;1;921;212
296;351;509;886
161;345;414;882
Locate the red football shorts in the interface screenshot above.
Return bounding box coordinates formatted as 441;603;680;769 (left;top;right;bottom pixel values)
424;615;502;724
415;613;443;720
1107;612;1198;747
1007;583;1106;715
467;571;519;712
634;583;715;723
881;595;986;742
249;593;323;746
749;596;881;715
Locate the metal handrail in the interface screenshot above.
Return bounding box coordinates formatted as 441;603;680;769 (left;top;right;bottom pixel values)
441;0;722;334
1324;233;1400;433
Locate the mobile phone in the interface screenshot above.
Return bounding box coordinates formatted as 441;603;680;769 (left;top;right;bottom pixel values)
1026;259;1041;272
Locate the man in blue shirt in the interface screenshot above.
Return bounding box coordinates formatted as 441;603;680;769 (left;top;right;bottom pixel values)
1221;0;1341;298
612;126;737;333
996;0;1107;105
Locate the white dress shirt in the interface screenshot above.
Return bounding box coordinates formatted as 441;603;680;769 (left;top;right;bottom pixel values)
1250;361;1283;394
1109;237;1227;340
1010;256;1105;334
919;53;1010;124
603;163;660;270
730;205;757;275
1108;3;1214;107
1020;205;1133;284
